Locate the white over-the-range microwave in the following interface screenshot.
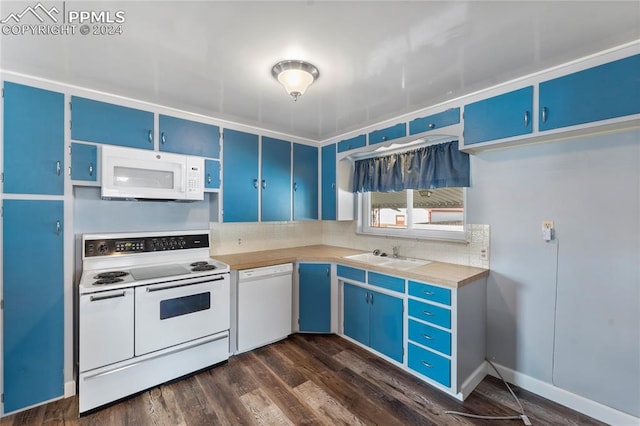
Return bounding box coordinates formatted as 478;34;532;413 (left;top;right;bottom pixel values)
101;145;205;201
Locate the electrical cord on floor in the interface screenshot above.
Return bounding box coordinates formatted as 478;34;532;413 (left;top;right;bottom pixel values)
445;359;532;425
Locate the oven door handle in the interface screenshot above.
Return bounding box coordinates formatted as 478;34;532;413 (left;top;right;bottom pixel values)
145;275;225;293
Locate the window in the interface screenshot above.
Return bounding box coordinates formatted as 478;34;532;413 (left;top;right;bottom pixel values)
353;140;469;241
360;187;466;240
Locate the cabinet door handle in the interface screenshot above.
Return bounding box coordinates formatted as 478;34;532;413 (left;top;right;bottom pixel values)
421;361;433;368
370;292;374;305
262;179;267;189
422;310;434;316
331;182;336;189
89;162;94;177
56;220;61;236
90;292;126;302
422;290;434;296
161;132;166;144
541;107;548;124
524;111;530;127
293;182;298;191
56;161;61;176
428;123;435;129
422;334;433;340
148;130;153;143
382;135;388;141
253;179;258;189
326;267;330;277
365;292;369;304
207;173;212;184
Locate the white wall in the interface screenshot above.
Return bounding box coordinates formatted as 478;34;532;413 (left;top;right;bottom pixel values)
467;129;640;417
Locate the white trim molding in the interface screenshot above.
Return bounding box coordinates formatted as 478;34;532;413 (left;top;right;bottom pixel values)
487;362;640;426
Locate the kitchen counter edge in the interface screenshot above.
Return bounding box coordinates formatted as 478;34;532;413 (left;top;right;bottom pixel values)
212;245;488;288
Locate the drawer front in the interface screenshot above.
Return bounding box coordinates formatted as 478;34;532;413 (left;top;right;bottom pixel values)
408;299;451;329
337;134;366;153
368;123;406;145
409;108;460;135
408;281;451;306
337;264;366;283
368;271;405;293
408;343;451;388
408;320;451;356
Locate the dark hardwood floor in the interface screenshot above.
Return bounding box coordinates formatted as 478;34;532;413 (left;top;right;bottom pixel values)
1;334;605;425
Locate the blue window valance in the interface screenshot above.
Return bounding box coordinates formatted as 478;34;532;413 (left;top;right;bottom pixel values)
352;140;470;193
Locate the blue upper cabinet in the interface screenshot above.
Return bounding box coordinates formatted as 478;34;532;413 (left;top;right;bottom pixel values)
159;114;220;158
3;199;64;413
261;137;292;222
204;159;220;190
409;108;460;135
222;129;259;222
539;54;640;131
3;82;64;195
71;96;154;149
293;143;319;221
298;263;331;333
71;143;98;181
321;143;337;220
463;86;533;145
337;134;366;153
368;123;406;145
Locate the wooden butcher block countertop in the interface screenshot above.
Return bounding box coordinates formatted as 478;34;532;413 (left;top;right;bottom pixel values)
212;245;488;288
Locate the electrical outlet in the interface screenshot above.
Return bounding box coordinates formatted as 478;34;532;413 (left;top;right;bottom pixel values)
542;220;554;229
237;238;242;245
480;247;488;260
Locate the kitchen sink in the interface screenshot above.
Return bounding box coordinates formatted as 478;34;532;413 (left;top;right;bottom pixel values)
342;253;431;270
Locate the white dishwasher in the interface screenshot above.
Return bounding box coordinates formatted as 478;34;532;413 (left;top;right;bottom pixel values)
237;263;293;353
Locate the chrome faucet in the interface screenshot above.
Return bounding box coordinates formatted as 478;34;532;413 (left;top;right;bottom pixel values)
392;246;399;258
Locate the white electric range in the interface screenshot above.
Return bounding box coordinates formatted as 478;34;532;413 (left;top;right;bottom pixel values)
78;229;230;414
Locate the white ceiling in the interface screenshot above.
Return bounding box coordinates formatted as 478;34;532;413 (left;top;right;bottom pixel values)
1;1;639;142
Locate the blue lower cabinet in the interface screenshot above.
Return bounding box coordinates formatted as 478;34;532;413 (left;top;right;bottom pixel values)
3;200;64;413
299;263;331;332
368;271;405;293
408;298;451;329
343;283;370;345
408;343;451;387
369;290;403;362
408;320;451;356
343;283;403;362
71;142;97;181
336;264;366;283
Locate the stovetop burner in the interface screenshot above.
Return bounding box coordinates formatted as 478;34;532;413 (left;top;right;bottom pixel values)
191;264;217;272
94;277;125;285
190;261;209;267
94;271;129;279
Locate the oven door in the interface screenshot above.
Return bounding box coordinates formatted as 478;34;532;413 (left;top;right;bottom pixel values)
134;274;230;356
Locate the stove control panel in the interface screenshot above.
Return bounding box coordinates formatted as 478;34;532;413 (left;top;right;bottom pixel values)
85;233;209;257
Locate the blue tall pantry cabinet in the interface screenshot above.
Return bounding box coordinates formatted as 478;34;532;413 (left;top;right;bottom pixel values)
2;82;65;413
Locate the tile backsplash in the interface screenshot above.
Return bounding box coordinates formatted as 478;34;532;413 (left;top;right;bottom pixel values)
210;221;490;268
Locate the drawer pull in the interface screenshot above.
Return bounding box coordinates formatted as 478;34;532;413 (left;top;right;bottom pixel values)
422;310;434;316
422;334;433;340
421;361;433;368
422;290;435;296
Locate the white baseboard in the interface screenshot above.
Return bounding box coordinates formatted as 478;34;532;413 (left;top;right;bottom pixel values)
457;361;487;400
64;380;76;398
487;362;640;426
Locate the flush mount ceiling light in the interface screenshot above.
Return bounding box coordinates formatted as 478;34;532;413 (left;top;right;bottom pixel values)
271;60;319;101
